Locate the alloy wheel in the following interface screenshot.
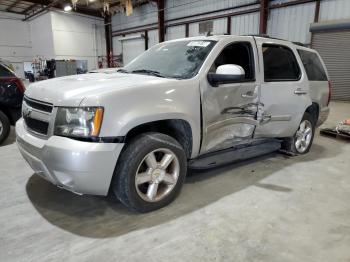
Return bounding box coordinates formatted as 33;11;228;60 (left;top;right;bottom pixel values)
135;148;180;202
295;120;313;153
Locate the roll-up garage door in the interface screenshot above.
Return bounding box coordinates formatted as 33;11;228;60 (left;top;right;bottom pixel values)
121;36;145;66
312;30;350;101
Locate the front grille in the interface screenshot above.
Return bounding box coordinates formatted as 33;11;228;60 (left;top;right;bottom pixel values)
24;96;53;113
24;116;49;135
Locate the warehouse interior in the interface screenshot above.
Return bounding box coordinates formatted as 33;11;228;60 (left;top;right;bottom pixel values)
1;0;350;261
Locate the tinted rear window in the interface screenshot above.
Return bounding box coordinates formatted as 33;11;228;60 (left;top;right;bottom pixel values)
262;44;301;82
297;49;327;81
0;64;15;77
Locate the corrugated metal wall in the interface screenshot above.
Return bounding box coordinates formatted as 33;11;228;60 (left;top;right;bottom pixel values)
267;2;316;44
112;3;157;31
188;18;228;37
111;0;350;66
112;0;350;38
319;0;350;21
166;25;185;40
112;0;258;32
266;0;350;45
165;0;258;20
231;12;259;35
112;37;122;56
213;18;228;35
112;0;259;64
148;29;159;47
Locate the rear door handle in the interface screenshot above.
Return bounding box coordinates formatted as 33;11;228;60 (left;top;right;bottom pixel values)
294;88;307;95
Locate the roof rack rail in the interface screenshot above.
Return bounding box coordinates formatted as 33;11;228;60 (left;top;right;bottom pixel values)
292;41;307;47
246;34;270;38
245;34;291;42
245;34;307;46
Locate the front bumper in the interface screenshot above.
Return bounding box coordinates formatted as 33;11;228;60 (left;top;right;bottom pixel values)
16;118;124;196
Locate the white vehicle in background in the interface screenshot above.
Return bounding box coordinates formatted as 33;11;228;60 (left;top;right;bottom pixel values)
16;35;330;212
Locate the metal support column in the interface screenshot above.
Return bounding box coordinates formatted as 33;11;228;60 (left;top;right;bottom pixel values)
157;0;165;42
314;0;320;22
104;14;113;67
259;0;268;34
145;30;149;50
227;16;231;35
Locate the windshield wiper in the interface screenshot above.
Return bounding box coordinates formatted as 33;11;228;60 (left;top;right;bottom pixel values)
117;68;129;73
131;69;165;78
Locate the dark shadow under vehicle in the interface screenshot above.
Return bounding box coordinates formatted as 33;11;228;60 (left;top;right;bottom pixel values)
25;140;333;238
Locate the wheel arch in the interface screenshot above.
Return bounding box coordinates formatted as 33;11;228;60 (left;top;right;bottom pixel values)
305;102;319;125
124;119;194;159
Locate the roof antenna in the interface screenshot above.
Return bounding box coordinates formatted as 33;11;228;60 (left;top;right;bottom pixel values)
206;30;212;36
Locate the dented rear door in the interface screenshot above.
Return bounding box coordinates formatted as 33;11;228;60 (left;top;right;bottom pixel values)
253;38;311;139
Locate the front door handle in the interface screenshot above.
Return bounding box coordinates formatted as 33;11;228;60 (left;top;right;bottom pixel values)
294;88;307;95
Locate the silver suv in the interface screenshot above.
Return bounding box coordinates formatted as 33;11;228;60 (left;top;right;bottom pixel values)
16;35;330;212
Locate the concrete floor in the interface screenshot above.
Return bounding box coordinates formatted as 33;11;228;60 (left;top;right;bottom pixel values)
1;101;350;262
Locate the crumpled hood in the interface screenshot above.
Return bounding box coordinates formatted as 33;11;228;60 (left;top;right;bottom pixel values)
25;72;175;106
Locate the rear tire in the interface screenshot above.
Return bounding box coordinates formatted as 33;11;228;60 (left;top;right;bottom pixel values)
282;112;315;155
0;111;10;145
112;132;187;212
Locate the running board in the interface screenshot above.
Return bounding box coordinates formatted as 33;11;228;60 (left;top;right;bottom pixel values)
189;138;281;169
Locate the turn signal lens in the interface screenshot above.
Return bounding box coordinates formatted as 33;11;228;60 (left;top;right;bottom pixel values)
91;108;104;136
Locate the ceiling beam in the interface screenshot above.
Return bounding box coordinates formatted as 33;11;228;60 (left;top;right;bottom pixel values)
6;0;22;11
22;3;38;14
19;0;51;5
74;6;102;17
20;0;54;5
22;0;102;20
23;0;59;20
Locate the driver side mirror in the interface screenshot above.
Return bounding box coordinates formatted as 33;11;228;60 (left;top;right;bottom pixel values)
207;64;245;87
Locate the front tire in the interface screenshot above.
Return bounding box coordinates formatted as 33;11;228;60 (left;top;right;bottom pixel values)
112;132;187;212
0;111;10;145
283;112;315;155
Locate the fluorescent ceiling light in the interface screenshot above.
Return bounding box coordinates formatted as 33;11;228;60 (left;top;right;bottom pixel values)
64;5;72;12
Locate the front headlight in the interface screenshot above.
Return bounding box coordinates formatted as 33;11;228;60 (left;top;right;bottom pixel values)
54;107;104;138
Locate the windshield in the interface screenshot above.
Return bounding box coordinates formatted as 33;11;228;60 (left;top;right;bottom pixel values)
122;40;216;79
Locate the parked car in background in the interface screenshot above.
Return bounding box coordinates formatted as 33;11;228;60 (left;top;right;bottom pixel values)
16;35;330;212
0;62;25;144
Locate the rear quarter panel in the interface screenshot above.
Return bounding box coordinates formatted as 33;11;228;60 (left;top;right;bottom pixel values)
297;47;330;125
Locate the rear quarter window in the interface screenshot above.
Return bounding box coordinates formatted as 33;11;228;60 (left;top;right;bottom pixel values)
262;44;301;82
297;49;328;81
